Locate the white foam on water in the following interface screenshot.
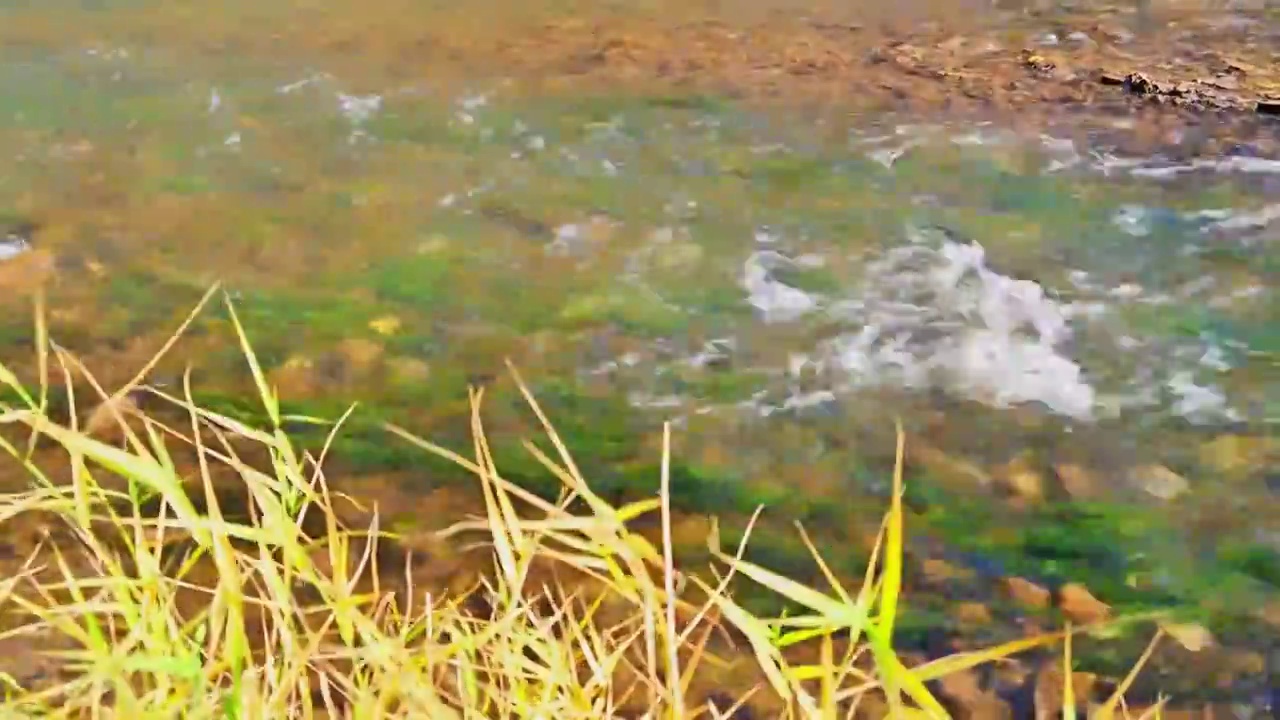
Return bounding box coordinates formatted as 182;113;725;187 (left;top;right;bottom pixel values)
735;225;1100;419
1196;203;1280;232
337;93;382;124
1075;147;1280;180
733;218;1252;425
732;215;1249;422
1112;205;1154;236
1167;370;1240;423
823;236;1097;420
0;237;30;262
866;125;1280;183
741;250;821;324
276;73;331;94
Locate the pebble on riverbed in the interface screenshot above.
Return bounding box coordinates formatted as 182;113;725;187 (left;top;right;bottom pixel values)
1004;575;1052;609
1057;582;1110;625
84;392;144;442
1128;463;1190;501
267;337;389;399
1052;462;1100;500
0;218;54;300
994;452;1046;505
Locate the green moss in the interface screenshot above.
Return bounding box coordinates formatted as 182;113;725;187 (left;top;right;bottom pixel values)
0;317;33;350
544;93;725;128
0;210;33;230
643;94;734;113
746;155;834;193
558;286;687;336
798;495;854;530
1120;304;1217;340
99;270;208;336
710;514;879;621
197;370;796;523
1217;542;1280;588
354;250;456;310
768;265;844;296
364;106;470;147
910;471;1229;615
224;288;387;353
717;524;822;618
655;368;772;406
736;531;819;580
328;426;463;475
154;174;215;195
185;388;275;426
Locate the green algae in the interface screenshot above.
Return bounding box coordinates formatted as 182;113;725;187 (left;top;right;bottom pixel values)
558;285;687;336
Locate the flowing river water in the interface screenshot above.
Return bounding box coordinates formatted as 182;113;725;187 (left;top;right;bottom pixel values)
1;0;1280;711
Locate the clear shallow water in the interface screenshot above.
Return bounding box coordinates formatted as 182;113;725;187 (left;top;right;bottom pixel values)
3;42;1278;447
1;8;1280;668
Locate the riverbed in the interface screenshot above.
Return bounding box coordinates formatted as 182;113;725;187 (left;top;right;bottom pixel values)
1;0;1279;712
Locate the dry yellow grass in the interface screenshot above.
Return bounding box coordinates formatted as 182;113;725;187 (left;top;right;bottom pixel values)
0;289;1172;719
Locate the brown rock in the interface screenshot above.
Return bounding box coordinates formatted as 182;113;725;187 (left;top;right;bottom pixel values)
667;514;714;552
1128;463;1190;500
268;355;320;400
1004;576;1051;609
0;627;75;693
921;557;977;584
1218;649;1264;679
1199;434;1272;481
994;453;1045;504
851;690;891;720
334;337;385;375
953;601;993;628
938;669;1009;719
387;356;431;386
1034;665;1099;720
83;393;143;442
1160;619;1215;653
1053;462;1099;500
1259;600;1280;629
1058;582;1110;624
0;246;55;300
909;442;992;492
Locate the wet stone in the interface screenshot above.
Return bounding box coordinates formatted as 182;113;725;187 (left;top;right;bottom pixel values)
1056;582;1110;625
1200;434;1274;481
0;217;37;262
1052;462;1099;500
952;601;993;628
0;236;31;261
994;453;1046;504
1129;463;1191;501
0;244;57;299
0;627;74;694
1004;576;1051;609
387;356;431;386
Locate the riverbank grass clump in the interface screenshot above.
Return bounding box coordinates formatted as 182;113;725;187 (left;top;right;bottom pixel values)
0;291;1162;718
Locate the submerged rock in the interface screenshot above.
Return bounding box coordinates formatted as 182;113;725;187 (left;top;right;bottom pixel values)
1128;463;1190;501
1053;462;1100;500
994;452;1046;504
0;218;53;300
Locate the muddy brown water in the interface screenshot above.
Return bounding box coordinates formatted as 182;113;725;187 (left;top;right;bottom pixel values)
1;0;1280;716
